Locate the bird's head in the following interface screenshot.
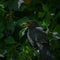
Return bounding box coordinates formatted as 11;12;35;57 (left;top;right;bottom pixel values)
22;20;38;28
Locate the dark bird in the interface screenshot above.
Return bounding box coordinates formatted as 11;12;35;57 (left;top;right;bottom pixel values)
22;20;54;60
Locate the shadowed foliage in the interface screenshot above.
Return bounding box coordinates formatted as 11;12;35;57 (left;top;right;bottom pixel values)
0;0;60;60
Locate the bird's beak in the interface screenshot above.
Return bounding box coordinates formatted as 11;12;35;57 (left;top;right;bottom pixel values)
21;22;30;27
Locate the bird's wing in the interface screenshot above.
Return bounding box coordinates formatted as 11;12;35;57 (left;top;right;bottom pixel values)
35;27;49;44
35;27;44;31
27;27;49;47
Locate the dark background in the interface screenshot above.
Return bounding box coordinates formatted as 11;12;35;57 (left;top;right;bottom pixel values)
0;0;60;60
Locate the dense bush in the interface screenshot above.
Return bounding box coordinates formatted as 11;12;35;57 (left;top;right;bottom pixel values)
0;0;60;60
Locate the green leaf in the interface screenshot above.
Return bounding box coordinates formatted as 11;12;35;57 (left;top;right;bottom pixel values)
42;21;47;27
38;12;45;18
19;27;28;38
7;22;15;33
0;32;4;39
20;4;28;11
4;0;19;10
4;36;15;44
17;17;29;26
0;22;5;32
42;4;49;12
54;25;60;34
0;4;4;8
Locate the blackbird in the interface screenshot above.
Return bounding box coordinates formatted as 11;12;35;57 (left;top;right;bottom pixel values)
22;20;54;60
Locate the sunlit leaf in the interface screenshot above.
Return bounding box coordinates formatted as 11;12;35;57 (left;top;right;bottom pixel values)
19;27;28;38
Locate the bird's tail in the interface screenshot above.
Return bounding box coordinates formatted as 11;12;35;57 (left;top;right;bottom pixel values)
36;43;54;60
40;45;54;60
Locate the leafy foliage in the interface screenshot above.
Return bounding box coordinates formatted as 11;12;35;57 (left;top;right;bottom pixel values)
0;0;60;60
